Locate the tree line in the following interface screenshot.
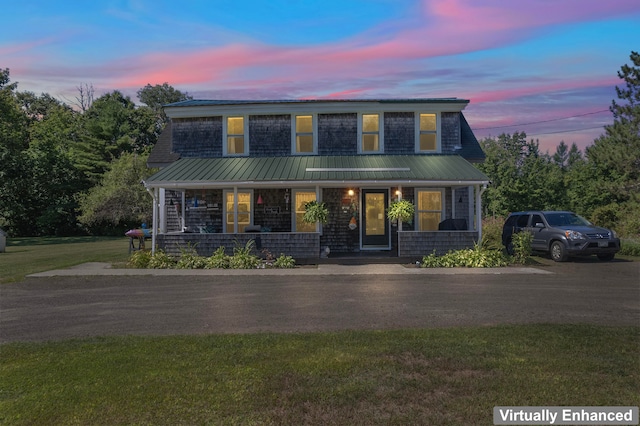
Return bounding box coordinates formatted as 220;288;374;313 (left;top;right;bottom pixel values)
1;52;638;238
476;51;639;238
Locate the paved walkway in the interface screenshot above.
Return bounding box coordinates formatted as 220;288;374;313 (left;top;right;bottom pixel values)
28;262;553;277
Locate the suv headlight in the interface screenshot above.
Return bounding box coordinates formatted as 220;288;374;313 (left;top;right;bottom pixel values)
565;230;585;240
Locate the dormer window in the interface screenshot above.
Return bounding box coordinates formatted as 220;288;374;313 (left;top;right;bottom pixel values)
359;113;383;153
416;113;438;152
293;114;317;154
224;116;248;156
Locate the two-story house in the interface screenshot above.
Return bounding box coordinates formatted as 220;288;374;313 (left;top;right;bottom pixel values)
144;99;490;259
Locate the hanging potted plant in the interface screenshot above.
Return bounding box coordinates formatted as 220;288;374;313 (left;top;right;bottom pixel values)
302;200;329;225
387;199;415;224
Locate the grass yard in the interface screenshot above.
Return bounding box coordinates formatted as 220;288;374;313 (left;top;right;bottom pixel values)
1;325;638;425
0;237;130;283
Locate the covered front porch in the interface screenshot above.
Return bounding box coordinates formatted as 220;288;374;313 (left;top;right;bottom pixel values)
144;155;490;259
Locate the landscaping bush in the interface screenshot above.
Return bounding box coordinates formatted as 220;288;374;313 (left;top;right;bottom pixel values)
480;216;504;251
421;245;508;268
228;240;261;269
205;246;230;269
620;238;640;256
176;244;207;269
511;230;533;264
127;249;152;268
147;250;177;269
273;254;296;268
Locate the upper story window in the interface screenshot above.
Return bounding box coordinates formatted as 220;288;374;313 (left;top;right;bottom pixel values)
416;113;438;152
293;115;317;154
359;113;383;153
224;116;248;156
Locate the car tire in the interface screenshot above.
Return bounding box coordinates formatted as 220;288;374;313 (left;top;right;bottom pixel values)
550;241;567;262
597;253;615;261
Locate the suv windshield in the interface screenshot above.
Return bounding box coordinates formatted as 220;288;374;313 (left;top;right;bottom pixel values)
544;212;591;227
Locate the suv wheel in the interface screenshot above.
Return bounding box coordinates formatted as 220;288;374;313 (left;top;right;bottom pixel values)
550;241;567;262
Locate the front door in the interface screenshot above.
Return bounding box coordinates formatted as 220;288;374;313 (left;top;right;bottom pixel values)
361;189;389;248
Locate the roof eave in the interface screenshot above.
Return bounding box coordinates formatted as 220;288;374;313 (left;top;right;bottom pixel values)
144;178;490;190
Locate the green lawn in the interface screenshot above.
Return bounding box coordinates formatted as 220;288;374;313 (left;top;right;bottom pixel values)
1;325;638;425
0;237;130;283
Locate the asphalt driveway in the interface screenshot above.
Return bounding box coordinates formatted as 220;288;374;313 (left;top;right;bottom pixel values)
1;260;638;343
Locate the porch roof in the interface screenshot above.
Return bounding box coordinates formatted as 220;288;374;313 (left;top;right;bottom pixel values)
144;155;490;189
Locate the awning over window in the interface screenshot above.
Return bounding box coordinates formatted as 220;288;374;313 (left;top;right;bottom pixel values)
144;155;489;189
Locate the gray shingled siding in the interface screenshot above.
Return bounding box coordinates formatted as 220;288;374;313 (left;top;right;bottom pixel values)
319;188;361;253
384;112;415;154
253;189;292;232
398;231;479;257
249;115;291;157
440;112;460;154
157;232;320;259
317;113;358;155
168;111;464;157
172;117;222;158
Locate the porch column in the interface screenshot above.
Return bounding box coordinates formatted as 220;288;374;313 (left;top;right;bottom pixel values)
181;191;186;230
396;185;402;232
452;188;456;219
151;187;158;254
476;184;487;243
468;185;474;231
159;188;166;233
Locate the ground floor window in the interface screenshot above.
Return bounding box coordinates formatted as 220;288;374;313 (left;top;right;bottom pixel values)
225;190;252;233
416;188;444;231
294;190;317;232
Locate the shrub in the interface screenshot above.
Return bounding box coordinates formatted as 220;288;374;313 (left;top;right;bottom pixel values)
176;244;207;269
176;253;207;269
480;216;504;250
620;239;640;256
273;254;296;268
511;231;533;264
205;246;230;269
147;250;176;269
421;245;508;268
229;239;261;269
127;249;152;268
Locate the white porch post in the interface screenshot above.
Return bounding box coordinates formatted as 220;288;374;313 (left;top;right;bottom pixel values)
452;188;456;219
159;188;166;233
181;191;186;230
151;187;158;254
468;185;474;230
476;184;487;243
396;185;402;232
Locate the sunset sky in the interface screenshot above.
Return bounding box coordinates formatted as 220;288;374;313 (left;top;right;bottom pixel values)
3;0;639;152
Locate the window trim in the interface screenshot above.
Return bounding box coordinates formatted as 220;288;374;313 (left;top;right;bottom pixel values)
415;112;441;153
415;188;445;231
357;112;384;154
291;114;318;155
223;115;249;156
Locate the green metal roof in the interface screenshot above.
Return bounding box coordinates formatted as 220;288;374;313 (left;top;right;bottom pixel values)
145;155;489;188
